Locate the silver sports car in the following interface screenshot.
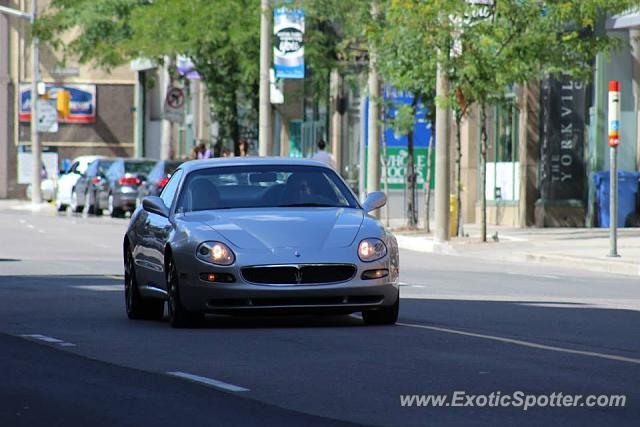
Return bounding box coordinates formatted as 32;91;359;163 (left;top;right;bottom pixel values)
123;158;399;327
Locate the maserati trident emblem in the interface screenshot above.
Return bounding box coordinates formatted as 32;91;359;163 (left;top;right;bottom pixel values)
294;267;302;284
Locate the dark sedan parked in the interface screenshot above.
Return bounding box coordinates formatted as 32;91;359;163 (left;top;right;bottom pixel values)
71;158;116;214
99;158;156;217
137;160;182;203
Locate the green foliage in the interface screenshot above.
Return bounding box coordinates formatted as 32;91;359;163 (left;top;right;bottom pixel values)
35;0;145;69
37;0;260;148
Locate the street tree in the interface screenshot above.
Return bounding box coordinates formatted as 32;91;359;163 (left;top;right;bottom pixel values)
376;0;639;241
36;0;260;154
452;0;638;242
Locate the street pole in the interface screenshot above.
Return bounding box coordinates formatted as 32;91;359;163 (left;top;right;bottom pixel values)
608;80;620;257
258;0;272;157
434;62;450;242
366;1;380;211
29;0;41;204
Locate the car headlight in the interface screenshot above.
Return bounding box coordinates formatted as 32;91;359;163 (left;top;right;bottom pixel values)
358;238;387;262
196;241;235;266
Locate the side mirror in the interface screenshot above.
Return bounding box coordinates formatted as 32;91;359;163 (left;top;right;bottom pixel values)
142;196;169;217
362;191;386;213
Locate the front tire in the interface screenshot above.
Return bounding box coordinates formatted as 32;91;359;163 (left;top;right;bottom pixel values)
167;256;203;328
362;293;399;325
124;249;164;320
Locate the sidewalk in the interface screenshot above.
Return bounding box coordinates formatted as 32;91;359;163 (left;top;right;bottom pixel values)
3;198;639;276
395;224;640;276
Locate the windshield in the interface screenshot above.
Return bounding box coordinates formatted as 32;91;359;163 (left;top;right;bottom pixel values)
125;161;156;175
176;165;359;212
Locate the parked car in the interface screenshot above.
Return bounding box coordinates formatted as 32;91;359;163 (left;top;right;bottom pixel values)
123;158;399;327
26;179;55;203
137;160;182;204
98;158;156;217
55;155;105;211
71;158;116;214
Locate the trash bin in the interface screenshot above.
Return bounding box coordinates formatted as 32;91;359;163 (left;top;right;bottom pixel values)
594;171;640;227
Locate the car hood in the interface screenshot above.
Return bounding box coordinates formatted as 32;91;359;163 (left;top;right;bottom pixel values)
196;208;364;250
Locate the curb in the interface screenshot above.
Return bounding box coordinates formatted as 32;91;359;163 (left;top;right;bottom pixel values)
395;235;457;255
508;252;640;277
396;234;640;276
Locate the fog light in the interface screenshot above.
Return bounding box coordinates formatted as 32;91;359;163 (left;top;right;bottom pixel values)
361;269;389;280
200;273;236;283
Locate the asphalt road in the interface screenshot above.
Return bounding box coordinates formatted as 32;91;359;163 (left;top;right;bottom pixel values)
0;205;639;426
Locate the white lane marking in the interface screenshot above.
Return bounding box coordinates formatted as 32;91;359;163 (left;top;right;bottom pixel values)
37;229;46;234
506;272;559;280
399;282;426;288
166;371;250;392
397;323;640;365
19;219;26;224
73;285;122;292
26;224;35;229
19;334;77;347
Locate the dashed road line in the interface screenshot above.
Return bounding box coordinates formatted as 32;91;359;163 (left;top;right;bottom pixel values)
19;334;77;347
166;371;250;392
73;285;122;292
398;322;640;365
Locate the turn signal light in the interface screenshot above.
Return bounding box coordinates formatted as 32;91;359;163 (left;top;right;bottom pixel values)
200;273;236;283
361;269;389;280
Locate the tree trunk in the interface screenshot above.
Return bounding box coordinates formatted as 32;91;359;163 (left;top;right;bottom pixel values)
455;111;463;237
406;96;418;229
424;132;434;233
480;104;488;243
383;131;390;228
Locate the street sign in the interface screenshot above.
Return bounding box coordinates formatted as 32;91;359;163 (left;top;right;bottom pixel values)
36;100;58;133
164;86;185;123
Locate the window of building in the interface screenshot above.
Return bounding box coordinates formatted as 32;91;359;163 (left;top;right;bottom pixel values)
480;102;520;202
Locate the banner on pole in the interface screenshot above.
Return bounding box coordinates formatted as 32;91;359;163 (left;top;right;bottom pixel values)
274;8;304;79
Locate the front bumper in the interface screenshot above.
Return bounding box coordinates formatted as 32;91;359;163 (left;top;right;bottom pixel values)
178;261;399;314
113;189;139;210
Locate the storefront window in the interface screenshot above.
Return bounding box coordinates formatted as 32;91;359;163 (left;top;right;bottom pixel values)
482;102;519;202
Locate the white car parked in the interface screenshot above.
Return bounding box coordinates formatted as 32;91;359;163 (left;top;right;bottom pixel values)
56;155;105;212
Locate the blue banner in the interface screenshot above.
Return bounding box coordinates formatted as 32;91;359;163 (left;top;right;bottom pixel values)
274;8;305;79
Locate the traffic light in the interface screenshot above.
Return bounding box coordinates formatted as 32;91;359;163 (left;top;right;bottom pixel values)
56;89;71;119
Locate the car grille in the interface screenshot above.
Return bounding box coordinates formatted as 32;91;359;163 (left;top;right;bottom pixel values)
241;264;357;285
207;295;384;308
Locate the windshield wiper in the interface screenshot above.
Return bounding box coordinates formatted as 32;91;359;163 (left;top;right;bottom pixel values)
277;203;338;208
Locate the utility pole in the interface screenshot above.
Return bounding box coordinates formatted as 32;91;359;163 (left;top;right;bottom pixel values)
29;0;41;203
366;1;380;208
434;62;450;242
1;2;40;203
608;80;620;257
258;0;272;157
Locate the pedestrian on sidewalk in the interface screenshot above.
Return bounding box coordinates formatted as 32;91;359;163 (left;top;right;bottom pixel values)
197;143;213;159
311;139;335;169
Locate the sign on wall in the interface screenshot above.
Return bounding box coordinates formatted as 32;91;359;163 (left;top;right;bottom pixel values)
19;83;97;124
274;8;305;79
364;88;434;190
